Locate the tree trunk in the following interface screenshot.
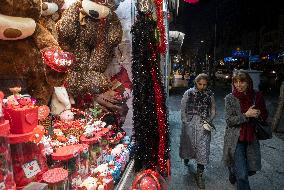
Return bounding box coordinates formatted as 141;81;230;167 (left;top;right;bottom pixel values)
271;82;284;131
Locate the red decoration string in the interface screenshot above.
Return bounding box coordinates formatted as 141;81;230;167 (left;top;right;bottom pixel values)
154;0;167;54
149;50;167;173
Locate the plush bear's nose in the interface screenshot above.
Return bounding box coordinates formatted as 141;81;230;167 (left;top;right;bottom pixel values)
3;28;22;38
89;10;99;18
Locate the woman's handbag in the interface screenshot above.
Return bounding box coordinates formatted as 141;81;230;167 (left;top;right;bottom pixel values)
253;118;272;140
252;93;272;140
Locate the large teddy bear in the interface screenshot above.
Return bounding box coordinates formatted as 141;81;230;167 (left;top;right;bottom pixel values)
0;0;73;105
40;0;65;40
56;0;124;113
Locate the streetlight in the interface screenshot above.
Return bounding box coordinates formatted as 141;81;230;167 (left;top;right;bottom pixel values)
201;40;204;43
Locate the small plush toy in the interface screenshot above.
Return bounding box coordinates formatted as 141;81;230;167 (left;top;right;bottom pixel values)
79;176;98;190
111;144;125;157
50;86;72;115
122;136;131;145
93;163;110;177
59;109;74;121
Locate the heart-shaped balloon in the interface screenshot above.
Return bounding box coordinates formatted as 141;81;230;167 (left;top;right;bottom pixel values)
25;113;38;125
41;47;75;72
38;105;50;121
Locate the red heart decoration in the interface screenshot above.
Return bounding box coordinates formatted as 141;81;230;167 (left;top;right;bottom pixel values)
25;113;38;125
41;47;75;72
29;166;34;171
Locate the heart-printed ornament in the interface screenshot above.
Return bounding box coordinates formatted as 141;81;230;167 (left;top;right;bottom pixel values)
25;113;38;125
41;47;75;72
38;105;50;121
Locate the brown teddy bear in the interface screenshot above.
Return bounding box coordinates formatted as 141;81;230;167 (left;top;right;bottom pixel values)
56;0;124;112
40;0;65;40
0;0;72;105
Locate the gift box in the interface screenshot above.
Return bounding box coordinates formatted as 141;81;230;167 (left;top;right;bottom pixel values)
51;145;83;189
8;132;48;188
4;107;38;134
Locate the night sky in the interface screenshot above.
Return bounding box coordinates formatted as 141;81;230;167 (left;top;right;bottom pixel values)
171;0;283;58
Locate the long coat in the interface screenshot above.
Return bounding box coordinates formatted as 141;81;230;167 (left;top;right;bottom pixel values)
179;87;216;165
223;93;264;172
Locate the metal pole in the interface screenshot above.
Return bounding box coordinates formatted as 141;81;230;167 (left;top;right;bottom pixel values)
249;50;251;70
213;0;217;85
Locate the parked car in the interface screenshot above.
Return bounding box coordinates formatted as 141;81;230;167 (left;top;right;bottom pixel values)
259;65;284;92
215;69;232;83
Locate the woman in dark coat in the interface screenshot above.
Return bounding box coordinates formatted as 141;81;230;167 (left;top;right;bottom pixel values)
223;70;268;190
180;73;216;189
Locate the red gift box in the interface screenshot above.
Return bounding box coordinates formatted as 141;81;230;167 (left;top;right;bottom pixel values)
4;107;38;134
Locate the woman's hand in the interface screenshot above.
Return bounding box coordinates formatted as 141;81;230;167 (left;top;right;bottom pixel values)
244;105;261;118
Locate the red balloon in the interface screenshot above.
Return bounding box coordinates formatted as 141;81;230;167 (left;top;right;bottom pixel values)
139;176;157;190
184;0;199;3
41;47;75;72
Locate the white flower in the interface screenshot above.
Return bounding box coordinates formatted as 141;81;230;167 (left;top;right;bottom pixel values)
40;136;54;155
68;135;78;144
84;124;96;137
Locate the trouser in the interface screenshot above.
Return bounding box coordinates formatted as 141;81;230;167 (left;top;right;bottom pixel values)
234;142;251;190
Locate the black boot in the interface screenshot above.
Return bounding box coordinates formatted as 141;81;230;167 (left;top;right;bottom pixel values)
228;166;236;185
195;168;205;189
184;159;189;166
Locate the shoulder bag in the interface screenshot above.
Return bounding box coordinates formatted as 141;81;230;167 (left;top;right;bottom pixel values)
252;94;272;140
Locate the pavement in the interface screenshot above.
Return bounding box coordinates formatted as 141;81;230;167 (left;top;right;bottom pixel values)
167;83;284;190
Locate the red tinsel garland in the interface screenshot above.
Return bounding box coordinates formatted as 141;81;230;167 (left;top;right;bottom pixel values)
149;44;168;173
154;0;167;54
151;68;167;173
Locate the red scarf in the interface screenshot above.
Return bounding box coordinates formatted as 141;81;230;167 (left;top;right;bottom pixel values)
232;79;255;142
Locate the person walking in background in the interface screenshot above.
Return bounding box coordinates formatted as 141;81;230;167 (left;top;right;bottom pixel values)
223;70;268;190
179;73;216;189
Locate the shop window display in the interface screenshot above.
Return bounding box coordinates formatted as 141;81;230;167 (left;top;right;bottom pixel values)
0;0;170;189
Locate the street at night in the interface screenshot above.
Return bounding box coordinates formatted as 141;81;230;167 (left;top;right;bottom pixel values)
168;83;284;190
